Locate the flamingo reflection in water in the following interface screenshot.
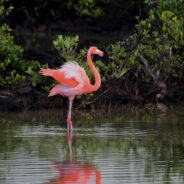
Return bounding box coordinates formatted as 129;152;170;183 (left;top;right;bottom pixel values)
46;132;101;184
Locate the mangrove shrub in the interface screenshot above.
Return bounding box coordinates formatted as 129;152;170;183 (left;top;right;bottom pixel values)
135;0;184;84
0;1;41;88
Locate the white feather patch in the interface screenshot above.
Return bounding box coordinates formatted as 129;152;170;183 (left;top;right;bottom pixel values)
59;61;85;82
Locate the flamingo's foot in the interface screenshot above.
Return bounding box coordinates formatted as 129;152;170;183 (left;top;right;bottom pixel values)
67;117;73;132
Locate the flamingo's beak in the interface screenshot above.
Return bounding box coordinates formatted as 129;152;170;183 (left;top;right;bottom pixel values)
96;49;104;57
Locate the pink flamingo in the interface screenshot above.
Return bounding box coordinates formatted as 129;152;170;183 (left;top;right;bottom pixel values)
40;46;103;131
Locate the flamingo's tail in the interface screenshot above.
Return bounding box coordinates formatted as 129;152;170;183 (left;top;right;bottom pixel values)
40;68;54;77
48;84;62;97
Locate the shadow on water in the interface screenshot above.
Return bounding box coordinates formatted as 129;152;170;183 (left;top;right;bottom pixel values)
0;104;184;183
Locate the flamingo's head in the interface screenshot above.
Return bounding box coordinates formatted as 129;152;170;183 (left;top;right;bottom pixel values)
90;46;104;57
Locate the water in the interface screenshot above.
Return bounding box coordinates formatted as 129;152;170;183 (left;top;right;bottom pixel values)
1;104;184;184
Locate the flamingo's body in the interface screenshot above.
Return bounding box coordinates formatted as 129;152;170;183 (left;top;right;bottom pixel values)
40;47;103;131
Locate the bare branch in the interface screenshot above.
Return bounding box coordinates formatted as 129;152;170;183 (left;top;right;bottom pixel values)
137;52;158;83
169;46;172;58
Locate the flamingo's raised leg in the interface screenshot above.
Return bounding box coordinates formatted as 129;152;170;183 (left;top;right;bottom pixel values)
67;96;74;132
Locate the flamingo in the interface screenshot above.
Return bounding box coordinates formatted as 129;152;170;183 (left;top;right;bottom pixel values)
40;46;103;131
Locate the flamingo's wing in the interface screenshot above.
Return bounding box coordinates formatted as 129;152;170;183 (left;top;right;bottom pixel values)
40;68;79;88
52;70;79;88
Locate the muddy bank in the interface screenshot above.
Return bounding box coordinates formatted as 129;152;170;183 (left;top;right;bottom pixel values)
1;80;184;111
1;62;184;111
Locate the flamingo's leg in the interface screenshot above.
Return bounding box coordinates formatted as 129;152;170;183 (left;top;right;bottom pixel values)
67;96;74;131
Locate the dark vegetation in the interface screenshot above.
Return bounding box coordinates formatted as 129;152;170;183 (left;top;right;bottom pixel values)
6;0;144;32
0;0;184;110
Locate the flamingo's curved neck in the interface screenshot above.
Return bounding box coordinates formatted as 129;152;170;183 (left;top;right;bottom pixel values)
87;50;101;92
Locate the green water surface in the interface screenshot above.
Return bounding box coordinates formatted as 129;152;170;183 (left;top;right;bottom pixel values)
0;104;184;183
